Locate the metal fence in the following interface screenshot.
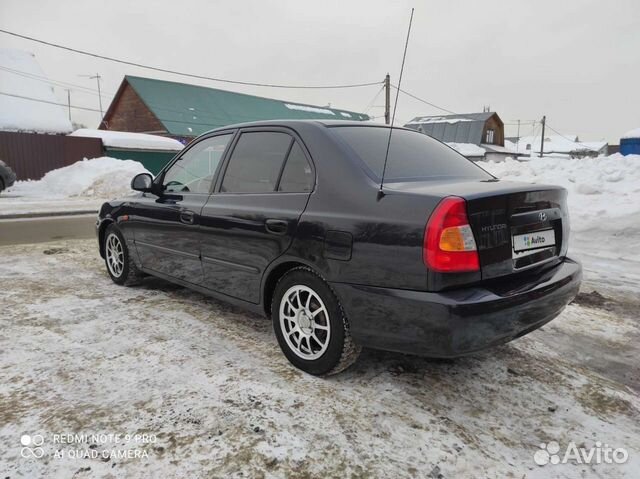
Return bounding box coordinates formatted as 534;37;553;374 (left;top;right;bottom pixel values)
0;131;103;180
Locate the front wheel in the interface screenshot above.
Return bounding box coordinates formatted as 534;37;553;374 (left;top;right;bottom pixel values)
272;267;361;376
103;224;143;286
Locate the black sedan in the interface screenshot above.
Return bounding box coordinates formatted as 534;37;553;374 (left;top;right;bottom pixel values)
97;120;581;375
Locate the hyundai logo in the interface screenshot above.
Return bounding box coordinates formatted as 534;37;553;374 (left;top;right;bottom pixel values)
539;212;548;222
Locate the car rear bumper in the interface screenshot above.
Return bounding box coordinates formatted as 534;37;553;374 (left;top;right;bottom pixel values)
330;258;582;357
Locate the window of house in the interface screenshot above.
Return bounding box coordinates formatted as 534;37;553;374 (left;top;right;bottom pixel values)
278;142;313;192
221;132;292;193
163;134;232;194
485;129;495;144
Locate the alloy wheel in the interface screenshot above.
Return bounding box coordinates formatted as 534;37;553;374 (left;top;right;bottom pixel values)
279;285;331;360
105;233;124;278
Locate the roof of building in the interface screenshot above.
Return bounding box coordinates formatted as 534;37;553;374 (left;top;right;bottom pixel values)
509;134;607;154
107;76;370;137
0;49;73;134
69;128;184;151
622;128;640;140
445;142;486;157
403;112;500;145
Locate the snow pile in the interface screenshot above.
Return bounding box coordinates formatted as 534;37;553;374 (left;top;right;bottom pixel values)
9;157;150;199
0;49;73;134
447;142;486;157
70;129;184;151
481;154;640;233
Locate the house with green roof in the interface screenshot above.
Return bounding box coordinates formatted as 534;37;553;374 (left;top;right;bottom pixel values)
100;75;370;145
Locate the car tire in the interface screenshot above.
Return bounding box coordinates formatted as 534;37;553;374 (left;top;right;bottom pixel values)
272;267;361;376
103;224;143;286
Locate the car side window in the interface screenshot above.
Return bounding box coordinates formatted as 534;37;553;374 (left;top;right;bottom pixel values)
221;132;292;193
163;134;232;194
278;142;313;192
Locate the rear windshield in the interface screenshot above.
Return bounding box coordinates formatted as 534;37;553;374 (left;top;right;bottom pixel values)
330;126;492;182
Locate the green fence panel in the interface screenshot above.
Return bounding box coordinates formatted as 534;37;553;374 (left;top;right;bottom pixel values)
105;149;177;176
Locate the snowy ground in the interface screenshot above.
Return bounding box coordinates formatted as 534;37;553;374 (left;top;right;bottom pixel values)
0;240;638;478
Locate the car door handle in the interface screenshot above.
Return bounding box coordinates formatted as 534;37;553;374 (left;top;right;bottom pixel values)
265;219;289;235
180;210;196;225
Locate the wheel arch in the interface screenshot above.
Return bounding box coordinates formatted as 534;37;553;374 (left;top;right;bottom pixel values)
98;218;115;258
261;259;325;316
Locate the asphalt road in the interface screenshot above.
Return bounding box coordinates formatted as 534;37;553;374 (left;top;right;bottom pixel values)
0;213;96;246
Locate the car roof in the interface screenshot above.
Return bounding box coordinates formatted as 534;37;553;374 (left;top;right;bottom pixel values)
199;119;410;136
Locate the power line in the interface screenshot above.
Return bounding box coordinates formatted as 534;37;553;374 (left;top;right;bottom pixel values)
0;65;114;98
390;84;459;116
391;85;502;124
390;85;540;128
1;63;377;127
0;65;281;124
545;123;602;151
0;90;103;112
0;28;382;90
362;85;385;115
0;91;227;128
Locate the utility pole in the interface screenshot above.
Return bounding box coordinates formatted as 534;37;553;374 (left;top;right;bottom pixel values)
79;73;104;127
66;89;71;122
539;115;546;158
516;119;520;151
384;73;391;125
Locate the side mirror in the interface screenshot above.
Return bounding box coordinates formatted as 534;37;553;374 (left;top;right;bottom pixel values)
131;173;153;192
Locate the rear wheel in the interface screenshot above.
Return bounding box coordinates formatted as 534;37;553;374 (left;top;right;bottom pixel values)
272;267;361;375
104;224;143;286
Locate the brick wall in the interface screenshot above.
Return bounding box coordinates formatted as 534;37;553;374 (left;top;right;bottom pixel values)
101;83;166;135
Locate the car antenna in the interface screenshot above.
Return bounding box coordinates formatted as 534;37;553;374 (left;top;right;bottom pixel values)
378;8;414;201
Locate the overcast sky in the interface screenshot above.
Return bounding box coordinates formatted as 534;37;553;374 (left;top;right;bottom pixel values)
1;0;638;142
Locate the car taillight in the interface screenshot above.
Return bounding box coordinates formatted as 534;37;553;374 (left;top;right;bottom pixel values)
424;196;480;273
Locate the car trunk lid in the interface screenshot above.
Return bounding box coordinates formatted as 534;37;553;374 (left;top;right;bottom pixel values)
387;178;570;281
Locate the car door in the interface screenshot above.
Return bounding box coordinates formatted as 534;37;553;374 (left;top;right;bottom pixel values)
131;133;234;284
200;128;315;303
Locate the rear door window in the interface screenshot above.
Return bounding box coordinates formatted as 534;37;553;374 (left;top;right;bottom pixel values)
330;126;492;181
277;142;314;192
221;132;292;193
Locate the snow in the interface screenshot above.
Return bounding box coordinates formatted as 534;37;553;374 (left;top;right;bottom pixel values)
621;127;640;139
0;49;73;134
446;142;486;157
511;134;607;155
408;116;473;125
481;154;640;290
284;103;335;115
69;129;184;151
0;239;638;478
5;157;149;200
